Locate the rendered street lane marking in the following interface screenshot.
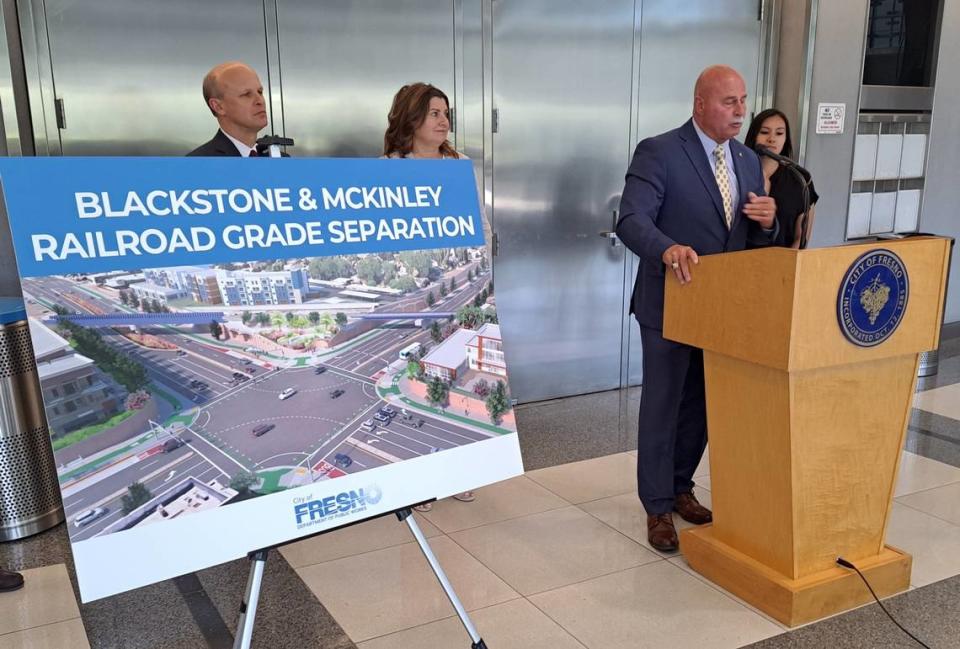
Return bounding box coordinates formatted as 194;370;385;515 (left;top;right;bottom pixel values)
345;436;401;463
181;425;246;474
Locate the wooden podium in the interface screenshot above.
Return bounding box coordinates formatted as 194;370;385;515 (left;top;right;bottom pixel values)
664;237;951;627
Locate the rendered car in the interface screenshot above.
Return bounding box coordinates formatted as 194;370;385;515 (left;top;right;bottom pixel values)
314;365;327;374
74;507;108;528
373;412;390;424
252;423;275;437
278;387;297;400
360;419;375;432
162;438;185;452
329;389;345;399
333;453;352;469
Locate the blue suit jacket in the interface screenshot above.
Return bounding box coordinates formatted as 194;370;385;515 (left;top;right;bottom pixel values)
616;119;774;330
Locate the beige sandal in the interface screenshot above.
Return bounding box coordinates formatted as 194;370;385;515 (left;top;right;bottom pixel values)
452;491;475;502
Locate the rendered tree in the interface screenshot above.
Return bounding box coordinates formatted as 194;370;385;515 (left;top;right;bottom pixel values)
335;312;348;327
119;291;130;306
430;321;443;343
406;360;422;381
229;471;260;495
209;320;223;340
426;291;436;307
485;380;511;424
308;311;320;326
449;277;456;292
121;481;153;515
241;310;252;324
150;299;162;313
426;376;449;408
439;283;448;297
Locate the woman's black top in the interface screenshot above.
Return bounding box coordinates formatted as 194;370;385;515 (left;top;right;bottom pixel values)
768;166;819;247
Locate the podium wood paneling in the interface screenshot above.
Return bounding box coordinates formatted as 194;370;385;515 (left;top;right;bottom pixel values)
662;237;950;626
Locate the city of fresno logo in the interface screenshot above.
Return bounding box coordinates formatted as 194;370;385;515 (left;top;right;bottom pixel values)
293;485;383;529
837;249;908;347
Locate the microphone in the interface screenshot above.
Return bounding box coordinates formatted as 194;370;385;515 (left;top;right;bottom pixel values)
755;145;802;169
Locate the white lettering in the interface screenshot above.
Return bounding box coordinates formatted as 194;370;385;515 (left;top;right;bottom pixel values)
75;193;102;219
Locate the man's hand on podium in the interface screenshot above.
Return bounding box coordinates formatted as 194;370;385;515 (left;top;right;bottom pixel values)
662;244;699;285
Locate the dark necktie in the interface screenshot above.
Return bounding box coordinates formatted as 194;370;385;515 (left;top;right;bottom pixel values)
248;149;259;157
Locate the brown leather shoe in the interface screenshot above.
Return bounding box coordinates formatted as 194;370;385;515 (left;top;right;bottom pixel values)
674;492;712;525
0;567;24;593
647;513;679;552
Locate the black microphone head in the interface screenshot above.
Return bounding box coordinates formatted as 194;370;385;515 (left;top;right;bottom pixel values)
755;145;773;157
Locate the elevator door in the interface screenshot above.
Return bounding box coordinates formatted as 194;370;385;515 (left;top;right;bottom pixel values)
491;0;637;403
35;0;270;156
624;0;764;386
276;0;455;157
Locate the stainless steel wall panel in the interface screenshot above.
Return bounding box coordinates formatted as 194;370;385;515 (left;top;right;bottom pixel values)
276;0;455;158
624;0;764;386
491;0;636;402
17;0;57;155
36;0;270;155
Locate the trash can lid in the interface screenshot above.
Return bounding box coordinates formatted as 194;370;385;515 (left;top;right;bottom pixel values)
0;297;27;325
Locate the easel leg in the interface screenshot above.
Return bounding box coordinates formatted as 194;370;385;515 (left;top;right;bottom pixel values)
398;509;489;648
233;549;269;649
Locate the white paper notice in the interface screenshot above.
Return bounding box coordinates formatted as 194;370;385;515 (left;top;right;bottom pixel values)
816;103;846;135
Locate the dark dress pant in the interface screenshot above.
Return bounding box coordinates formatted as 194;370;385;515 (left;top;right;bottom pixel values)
636;324;708;515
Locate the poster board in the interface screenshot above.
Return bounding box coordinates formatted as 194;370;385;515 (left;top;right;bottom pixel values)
0;157;523;601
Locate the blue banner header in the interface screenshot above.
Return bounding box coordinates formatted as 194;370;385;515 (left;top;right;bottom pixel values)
0;157;483;276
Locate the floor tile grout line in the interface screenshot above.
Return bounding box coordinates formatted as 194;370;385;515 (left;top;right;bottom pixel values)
354;597;590;648
422;500;574;535
352;612;460;646
516;559;667;600
659;559;788;635
0;615;84;640
664;557;794;631
349;582;525;643
438;504;674;594
286;518;445;570
895;476;960;500
893;496;960;528
440;528;527;602
574;498;684;559
328;531;524;643
520;595;592;649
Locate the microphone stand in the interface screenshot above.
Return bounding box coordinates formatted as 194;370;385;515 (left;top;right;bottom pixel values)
786;165;811;250
757;146;812;249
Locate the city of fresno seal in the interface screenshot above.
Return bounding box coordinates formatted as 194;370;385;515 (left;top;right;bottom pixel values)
837;249;908;347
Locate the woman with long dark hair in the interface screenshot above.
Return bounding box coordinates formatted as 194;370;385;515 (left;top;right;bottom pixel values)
744;108;819;248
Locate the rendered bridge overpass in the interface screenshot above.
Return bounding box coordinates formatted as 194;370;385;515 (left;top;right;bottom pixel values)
52;312;227;327
52;311;453;327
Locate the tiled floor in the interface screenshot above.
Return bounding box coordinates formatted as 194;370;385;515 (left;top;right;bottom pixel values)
4;348;960;648
278;444;960;649
0;564;89;649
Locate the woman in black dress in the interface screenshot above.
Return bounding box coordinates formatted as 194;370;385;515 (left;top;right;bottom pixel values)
744;109;818;248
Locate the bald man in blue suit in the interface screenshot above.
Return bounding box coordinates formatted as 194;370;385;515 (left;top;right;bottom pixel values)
616;65;778;552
